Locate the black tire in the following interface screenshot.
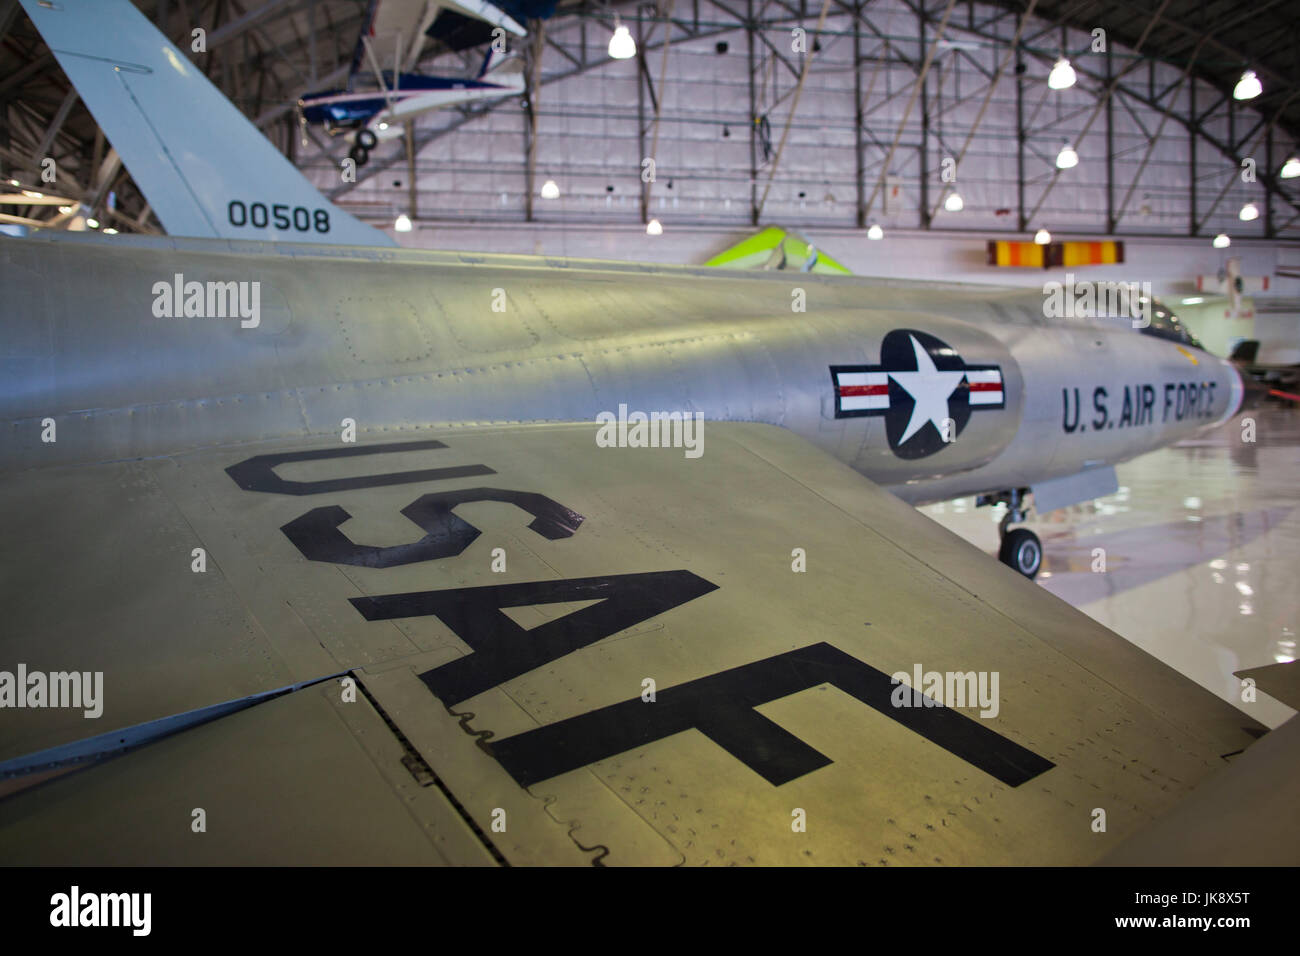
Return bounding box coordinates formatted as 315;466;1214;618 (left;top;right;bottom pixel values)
999;528;1042;579
356;128;378;149
348;143;369;167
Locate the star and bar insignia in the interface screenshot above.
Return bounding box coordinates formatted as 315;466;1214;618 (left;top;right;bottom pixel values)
831;329;1005;459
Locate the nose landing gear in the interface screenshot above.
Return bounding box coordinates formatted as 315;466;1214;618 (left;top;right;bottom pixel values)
978;488;1042;579
999;527;1043;578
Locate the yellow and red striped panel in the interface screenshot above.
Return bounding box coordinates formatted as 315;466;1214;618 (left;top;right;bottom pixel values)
987;240;1046;267
1059;240;1124;267
986;240;1124;268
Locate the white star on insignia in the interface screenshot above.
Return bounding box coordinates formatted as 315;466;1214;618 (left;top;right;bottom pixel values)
888;335;968;445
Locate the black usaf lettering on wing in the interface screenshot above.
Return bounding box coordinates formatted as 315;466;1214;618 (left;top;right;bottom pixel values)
226;439;1053;789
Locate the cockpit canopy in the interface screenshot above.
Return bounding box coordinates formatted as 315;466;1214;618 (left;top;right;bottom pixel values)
1087;284;1207;351
1139;298;1206;350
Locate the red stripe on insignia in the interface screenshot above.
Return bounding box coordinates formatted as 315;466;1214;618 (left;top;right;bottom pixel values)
968;382;1002;392
838;384;888;396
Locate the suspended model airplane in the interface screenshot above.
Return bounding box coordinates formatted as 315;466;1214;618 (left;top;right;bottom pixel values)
705;225;854;275
300;50;525;167
299;0;528;166
2;0;1294;867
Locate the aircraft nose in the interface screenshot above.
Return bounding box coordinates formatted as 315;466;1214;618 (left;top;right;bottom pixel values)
1232;363;1272;412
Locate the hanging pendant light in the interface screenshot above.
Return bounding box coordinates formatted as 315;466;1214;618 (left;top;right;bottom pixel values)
1233;70;1261;101
1048;58;1076;90
608;19;636;60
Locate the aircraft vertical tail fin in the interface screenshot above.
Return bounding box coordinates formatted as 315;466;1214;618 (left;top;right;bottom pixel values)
18;0;394;246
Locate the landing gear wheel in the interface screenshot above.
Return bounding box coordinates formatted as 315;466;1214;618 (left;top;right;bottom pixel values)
999;528;1042;579
356;128;378;149
348;143;370;167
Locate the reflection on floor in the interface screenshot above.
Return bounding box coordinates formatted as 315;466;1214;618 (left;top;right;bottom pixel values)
921;406;1300;729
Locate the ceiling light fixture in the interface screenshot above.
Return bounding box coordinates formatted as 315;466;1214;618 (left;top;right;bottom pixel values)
608;20;636;60
1233;70;1261;101
1048;58;1076;90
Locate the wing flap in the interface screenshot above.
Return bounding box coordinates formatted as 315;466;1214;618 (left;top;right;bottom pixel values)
0;680;496;865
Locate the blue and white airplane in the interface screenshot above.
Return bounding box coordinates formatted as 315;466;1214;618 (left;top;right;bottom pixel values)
300;50;525;166
299;0;528;166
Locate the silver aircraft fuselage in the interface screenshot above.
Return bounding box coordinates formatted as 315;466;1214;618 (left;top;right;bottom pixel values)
1;233;1244;504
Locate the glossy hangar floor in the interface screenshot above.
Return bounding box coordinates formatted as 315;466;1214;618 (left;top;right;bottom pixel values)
922;406;1300;730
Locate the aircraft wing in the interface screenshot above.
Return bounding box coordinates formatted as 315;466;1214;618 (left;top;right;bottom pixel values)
425;0;528;38
367;0;527;69
0;422;1262;865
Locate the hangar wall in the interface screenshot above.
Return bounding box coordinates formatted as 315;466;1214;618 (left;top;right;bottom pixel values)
326;0;1300;245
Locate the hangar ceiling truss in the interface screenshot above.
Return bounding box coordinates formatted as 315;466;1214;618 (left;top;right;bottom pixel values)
1;0;1297;239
